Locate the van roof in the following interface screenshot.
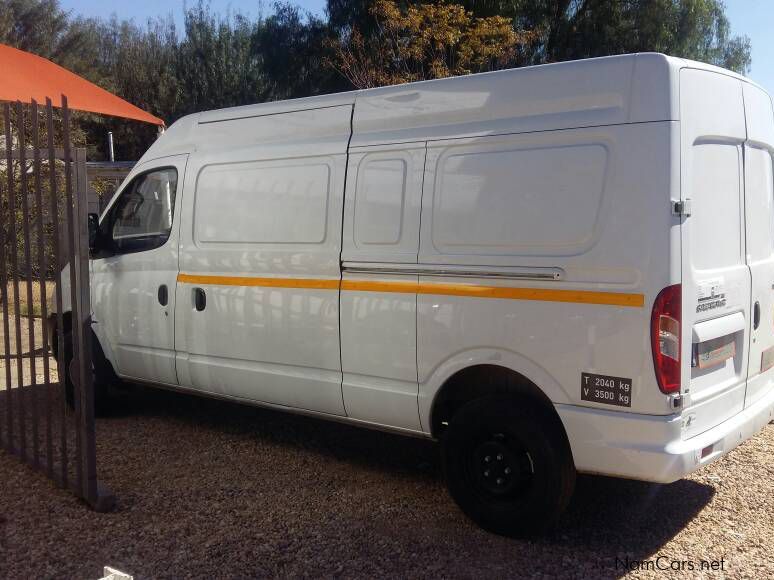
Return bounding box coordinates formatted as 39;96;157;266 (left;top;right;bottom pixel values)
139;53;766;161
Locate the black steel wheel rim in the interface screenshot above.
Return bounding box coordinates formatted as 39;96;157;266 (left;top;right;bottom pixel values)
466;432;535;500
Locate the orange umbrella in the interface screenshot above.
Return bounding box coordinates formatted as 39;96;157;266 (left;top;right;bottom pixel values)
0;43;164;125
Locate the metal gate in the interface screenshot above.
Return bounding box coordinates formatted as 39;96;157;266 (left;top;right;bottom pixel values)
0;97;114;510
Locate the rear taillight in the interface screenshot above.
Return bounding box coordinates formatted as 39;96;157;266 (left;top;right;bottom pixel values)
651;284;681;394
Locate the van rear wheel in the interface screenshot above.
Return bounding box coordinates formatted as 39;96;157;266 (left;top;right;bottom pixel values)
442;396;576;537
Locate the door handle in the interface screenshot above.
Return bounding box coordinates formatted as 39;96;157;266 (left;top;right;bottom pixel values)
158;284;169;306
194;287;206;312
754;301;761;330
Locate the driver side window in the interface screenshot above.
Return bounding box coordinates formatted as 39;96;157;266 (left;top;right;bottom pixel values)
110;167;178;254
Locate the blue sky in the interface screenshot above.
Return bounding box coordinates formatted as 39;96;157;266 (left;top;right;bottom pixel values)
724;0;773;93
60;0;773;94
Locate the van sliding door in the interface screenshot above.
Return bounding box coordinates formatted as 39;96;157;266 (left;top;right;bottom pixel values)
339;142;426;431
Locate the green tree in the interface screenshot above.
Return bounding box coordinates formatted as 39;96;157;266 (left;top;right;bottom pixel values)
326;0;534;88
74;16;180;160
452;0;750;72
0;0;97;73
257;3;342;99
175;4;266;116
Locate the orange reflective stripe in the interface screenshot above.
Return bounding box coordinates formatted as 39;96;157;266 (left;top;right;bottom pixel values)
340;280;419;293
177;273;339;290
178;273;644;308
343;279;643;307
416;282;644;307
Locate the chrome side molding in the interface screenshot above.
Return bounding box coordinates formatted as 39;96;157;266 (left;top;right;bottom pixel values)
341;262;564;281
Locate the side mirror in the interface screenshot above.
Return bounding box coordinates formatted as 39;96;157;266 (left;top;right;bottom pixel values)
88;213;99;251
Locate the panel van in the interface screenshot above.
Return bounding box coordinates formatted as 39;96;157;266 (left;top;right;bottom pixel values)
54;53;774;536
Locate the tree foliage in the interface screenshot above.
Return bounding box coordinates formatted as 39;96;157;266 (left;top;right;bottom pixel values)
0;0;752;159
0;0;95;73
454;0;751;72
257;4;340;99
327;0;535;88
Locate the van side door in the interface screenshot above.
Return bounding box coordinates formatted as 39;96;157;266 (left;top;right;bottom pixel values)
340;142;425;431
91;154;187;386
742;82;774;409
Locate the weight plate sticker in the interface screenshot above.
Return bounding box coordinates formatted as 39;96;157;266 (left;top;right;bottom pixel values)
581;372;632;408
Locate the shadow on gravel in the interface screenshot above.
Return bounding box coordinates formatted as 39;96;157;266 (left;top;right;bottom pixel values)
553;475;715;577
96;385;715;579
107;383;441;476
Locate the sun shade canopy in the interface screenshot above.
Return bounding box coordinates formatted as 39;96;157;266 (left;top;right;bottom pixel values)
0;43;164;125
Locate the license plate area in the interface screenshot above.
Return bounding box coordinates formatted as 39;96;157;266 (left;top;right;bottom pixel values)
692;334;736;369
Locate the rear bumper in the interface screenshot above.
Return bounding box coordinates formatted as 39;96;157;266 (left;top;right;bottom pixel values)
556;388;774;483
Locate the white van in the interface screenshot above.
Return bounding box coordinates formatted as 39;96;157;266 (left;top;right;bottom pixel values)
57;53;774;536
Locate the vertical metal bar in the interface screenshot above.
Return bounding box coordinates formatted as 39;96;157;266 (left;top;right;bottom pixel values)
107;132;115;163
46;98;68;487
1;104;14;450
10;103;26;460
18;101;40;468
61;96;83;492
33;100;54;476
74;146;97;503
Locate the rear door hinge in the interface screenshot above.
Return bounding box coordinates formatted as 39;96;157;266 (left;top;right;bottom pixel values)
671;198;692;217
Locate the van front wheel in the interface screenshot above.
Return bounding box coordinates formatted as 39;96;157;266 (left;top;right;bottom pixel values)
442;396;576;537
62;330;116;415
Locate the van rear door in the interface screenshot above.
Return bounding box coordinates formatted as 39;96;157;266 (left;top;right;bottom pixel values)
743;82;774;409
680;69;749;438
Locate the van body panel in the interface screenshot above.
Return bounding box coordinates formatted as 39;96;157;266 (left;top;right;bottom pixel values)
84;54;774;491
418;124;674;270
558;383;774;483
197;93;355;125
195;105;354;150
341;142;425;264
425;139;609;259
679;68;750;438
418;122;675;418
628;53;680;124
135;114;199;162
340;270;421;430
744;82;774;146
351;53;677;147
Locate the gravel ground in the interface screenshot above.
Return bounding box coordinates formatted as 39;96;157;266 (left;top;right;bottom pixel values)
0;385;772;580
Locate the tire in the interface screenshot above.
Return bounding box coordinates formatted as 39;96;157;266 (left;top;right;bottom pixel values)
62;329;117;415
442;395;576;537
63;330;75;409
